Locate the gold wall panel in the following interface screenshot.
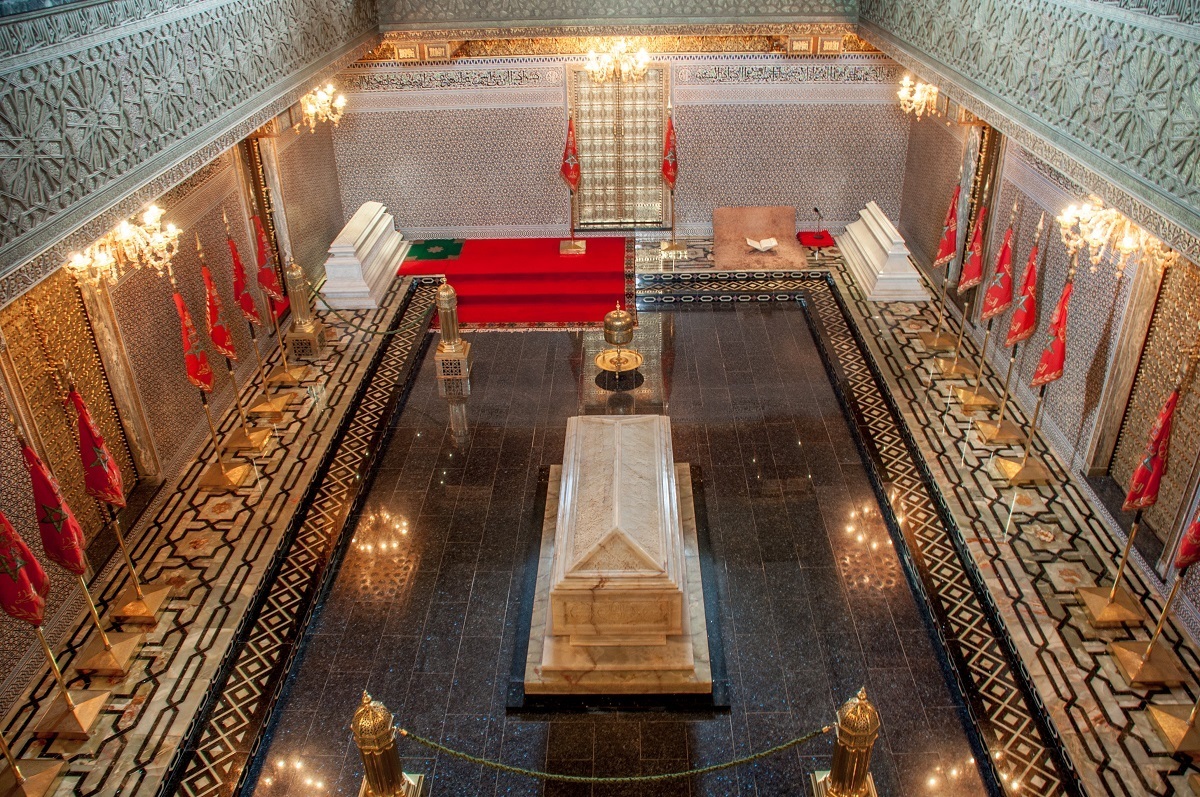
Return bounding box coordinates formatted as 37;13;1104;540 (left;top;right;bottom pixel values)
0;269;139;541
1111;261;1200;542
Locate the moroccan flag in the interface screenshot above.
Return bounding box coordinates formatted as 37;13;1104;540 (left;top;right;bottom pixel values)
67;387;125;507
1123;388;1179;512
0;509;49;627
202;265;238;360
1174;508;1200;571
227;235;261;325
957;205;988;292
21;443;87;577
980;227;1014;321
560;118;580;192
662;115;679;190
933;185;960;268
1031;280;1074;387
253;216;284;301
174;291;214;392
1004;244;1039;347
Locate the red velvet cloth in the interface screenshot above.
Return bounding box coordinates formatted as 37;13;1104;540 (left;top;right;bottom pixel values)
797;230;835;248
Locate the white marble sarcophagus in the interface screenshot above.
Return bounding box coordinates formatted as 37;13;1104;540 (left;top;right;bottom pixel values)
319;201;411;310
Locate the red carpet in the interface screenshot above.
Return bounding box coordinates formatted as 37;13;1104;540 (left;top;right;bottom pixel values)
399;237;627;326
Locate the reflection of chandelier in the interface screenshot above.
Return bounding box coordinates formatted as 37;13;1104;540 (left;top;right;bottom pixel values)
897;76;940;119
66;205;180;287
585;39;650;83
1057;196;1177;279
296;83;347;133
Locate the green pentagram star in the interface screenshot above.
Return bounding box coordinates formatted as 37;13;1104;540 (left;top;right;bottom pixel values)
40;504;67;533
90;443;110;471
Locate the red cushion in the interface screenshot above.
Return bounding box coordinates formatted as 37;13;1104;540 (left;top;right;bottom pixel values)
798;230;835;248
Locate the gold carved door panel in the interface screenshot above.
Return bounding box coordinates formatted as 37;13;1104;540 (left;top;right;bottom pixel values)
571;66;667;229
0;269;139;542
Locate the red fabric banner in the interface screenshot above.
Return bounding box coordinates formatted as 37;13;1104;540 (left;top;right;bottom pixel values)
560;118;581;192
21;443;87;576
933;185;960;268
202;265;238;360
174;291;214;392
662;116;678;190
1174;507;1200;571
980;227;1014;321
228;235;262;324
67;387;126;507
1031;280;1074;387
957;205;988;292
253;216;284;301
0;509;49;627
1004;245;1039;347
1123;388;1179;512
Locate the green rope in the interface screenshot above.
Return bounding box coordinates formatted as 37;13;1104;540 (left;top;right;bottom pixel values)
398;724;831;783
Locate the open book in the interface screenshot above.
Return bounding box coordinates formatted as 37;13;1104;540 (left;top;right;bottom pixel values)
746;237;778;252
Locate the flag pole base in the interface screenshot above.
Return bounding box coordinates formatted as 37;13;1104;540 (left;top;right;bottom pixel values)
224;426;273;454
197;459;256;492
974;417;1024;445
0;758;64;797
994;455;1052;486
1077;585;1146;628
248;391;293;421
918;330;957;351
1109;640;1185;687
934;355;976;377
33;691;108;740
1147;704;1200;754
266;365;310;386
112;582;173;627
659;240;687;253
74;632;143;677
559;239;586;255
952;385;1000;411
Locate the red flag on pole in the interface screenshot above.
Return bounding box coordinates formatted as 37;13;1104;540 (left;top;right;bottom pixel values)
201;265;238;360
67;387;125;507
1031;280;1074;387
980;227;1014;321
1174;507;1200;571
173;291;214;392
253;216;284;302
227;234;261;325
933;185;960;269
956;205;988;292
1123;388;1179;512
1004;244;1039;347
662;115;678;190
560;118;581;192
21;443;88;576
0;509;49;627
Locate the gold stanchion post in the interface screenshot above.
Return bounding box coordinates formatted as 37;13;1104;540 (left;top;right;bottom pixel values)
811;688;881;797
352;692;425;797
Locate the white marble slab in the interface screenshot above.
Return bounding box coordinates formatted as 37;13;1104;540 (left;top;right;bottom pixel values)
836;201;929;302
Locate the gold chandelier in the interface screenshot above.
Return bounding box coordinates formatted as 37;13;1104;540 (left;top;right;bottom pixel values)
897;76;940;119
1056;196;1177;279
585;39;650;83
66;205;180;288
296;83;347;133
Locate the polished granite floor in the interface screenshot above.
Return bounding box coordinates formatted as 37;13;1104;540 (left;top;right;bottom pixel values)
251;304;988;797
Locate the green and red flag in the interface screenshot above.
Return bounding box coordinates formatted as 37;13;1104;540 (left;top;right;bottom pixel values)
1031;280;1074;387
67;387;125;508
1122;387;1179;512
1004;243;1039;347
933;184;960;268
253;216;284;301
201;264;237;359
560;117;581;192
1174;507;1200;571
173;291;214;392
957;205;988;292
0;509;49;627
662;115;678;190
21;443;87;576
980;226;1014;321
227;233;261;325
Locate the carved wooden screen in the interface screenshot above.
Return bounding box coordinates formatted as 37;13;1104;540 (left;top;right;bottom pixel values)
1111;261;1200;545
570;66;667;229
0;270;139;541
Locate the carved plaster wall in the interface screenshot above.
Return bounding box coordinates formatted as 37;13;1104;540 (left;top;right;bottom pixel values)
277;121;346;286
898;115;966;270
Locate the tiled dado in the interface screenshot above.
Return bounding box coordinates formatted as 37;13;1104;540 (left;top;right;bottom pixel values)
0;277;433;797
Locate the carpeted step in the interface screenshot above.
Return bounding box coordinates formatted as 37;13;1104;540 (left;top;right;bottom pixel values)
440;276;623;299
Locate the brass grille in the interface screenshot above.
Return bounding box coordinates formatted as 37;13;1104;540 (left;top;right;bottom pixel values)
0;270;138;541
571;66;667;228
1111;261;1200;542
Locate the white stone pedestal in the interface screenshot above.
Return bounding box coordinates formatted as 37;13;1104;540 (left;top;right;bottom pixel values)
836;201;929;302
524;416;711;695
320;201;412;310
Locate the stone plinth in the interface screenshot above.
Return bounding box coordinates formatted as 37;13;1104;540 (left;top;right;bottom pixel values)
836;201;929;302
320;201;411;309
525;416;711;694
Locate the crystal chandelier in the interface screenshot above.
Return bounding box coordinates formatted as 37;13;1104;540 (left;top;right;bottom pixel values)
897;76;940;119
296;83;347;133
1056;196;1177;279
585;39;651;83
65;205;180;287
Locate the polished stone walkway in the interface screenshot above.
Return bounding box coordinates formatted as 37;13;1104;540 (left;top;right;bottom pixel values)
251;306;987;796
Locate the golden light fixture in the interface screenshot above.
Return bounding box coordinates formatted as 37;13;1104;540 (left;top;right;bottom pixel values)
296;83;347;133
585;39;651;83
1057;196;1178;279
897;76;940;119
65;204;180;287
